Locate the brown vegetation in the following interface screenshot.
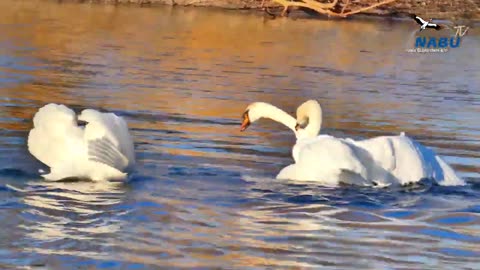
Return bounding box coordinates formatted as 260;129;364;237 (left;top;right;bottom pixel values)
42;0;480;20
261;0;398;18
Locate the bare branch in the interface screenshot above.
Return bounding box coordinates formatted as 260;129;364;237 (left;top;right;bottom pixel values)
341;0;350;15
269;0;398;18
303;0;338;9
342;0;397;16
271;0;343;17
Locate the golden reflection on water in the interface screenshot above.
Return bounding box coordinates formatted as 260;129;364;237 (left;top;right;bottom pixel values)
0;1;479;268
1;0;478;143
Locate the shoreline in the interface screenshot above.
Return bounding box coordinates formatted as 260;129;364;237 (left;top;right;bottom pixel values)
44;0;479;21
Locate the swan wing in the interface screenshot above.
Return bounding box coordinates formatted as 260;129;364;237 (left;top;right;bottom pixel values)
87;135;129;170
294;136;369;185
378;135;463;185
292;135;327;163
28;103;84;169
408;138;465;186
80;109;135;172
349;136;396;172
434;156;465;186
369;135;427;185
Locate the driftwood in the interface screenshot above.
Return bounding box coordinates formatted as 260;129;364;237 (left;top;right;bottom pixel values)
261;0;398;18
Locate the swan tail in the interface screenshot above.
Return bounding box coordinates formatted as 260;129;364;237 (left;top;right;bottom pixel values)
27;103;81;168
434;156;466;186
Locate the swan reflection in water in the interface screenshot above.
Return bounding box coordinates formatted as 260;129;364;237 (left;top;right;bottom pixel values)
16;179;127;258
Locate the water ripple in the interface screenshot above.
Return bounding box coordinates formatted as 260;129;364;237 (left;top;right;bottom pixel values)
0;2;478;269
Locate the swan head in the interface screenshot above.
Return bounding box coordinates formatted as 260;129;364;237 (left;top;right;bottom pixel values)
240;110;251;131
240;102;269;131
78;109;107;124
295;100;322;137
240;102;296;132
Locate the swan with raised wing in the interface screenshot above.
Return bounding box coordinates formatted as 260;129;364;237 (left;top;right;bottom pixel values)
28;103;135;181
240;100;465;187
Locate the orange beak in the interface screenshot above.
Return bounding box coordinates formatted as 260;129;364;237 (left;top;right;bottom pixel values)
240;114;251;132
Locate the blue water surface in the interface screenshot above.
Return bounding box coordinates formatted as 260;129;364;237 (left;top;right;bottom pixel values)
0;1;479;269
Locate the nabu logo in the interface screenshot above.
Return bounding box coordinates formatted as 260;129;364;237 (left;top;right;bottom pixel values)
409;14;469;51
415;36;461;49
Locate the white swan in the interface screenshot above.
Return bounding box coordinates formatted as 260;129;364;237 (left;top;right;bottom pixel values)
240;100;465;187
28;103;135;181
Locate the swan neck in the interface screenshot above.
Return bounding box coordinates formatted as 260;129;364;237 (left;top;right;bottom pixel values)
264;106;297;133
304;105;322;137
250;103;296;133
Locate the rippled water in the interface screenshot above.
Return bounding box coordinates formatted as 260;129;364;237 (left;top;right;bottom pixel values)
0;1;479;269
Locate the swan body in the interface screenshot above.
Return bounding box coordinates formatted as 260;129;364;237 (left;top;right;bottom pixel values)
240;100;465;187
278;134;372;186
28;103;135;181
288;133;464;186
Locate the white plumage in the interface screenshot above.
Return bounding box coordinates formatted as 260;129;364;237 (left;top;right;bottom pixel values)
241;100;465;187
28;103;135;181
